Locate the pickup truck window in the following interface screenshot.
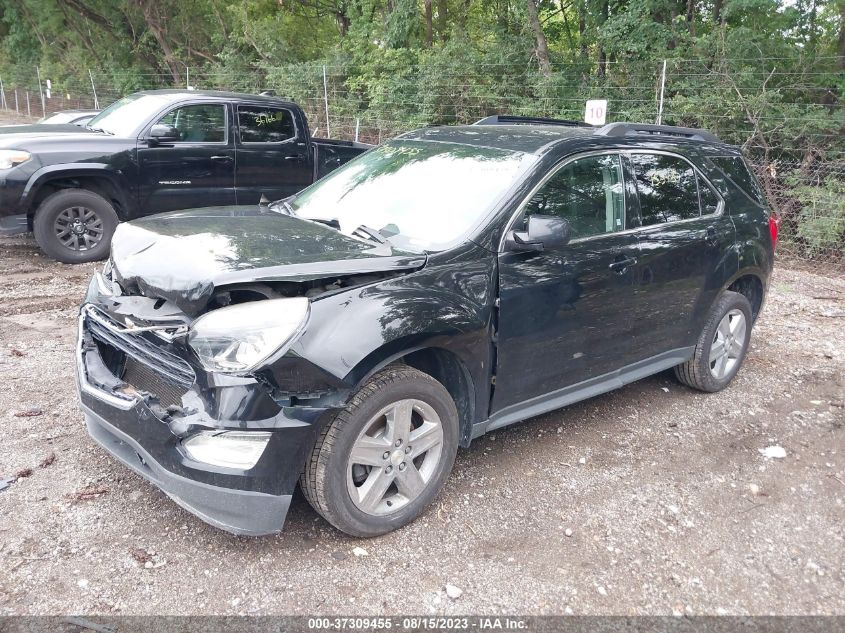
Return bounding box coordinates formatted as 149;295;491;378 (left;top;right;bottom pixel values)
288;140;536;252
238;106;296;143
86;93;176;136
155;104;226;143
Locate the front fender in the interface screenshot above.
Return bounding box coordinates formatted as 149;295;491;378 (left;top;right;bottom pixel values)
265;248;497;424
22;163;135;217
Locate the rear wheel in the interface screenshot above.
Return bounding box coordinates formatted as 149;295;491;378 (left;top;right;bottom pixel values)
301;365;459;537
33;189;118;264
675;290;753;392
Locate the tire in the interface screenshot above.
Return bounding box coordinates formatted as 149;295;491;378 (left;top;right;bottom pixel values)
301;365;459;537
675;290;753;392
33;189;118;264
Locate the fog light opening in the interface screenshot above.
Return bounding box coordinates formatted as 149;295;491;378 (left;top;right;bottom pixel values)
182;431;271;470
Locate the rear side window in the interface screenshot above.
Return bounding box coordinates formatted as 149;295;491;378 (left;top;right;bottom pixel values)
629;153;700;226
238;106;296;143
524;153;626;240
710;156;765;205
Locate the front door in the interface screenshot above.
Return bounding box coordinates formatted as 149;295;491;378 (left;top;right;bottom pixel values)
624;151;736;356
493;152;641;412
234;104;312;204
137;102;235;215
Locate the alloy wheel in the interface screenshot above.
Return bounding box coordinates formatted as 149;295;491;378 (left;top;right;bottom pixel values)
709;309;747;379
346;398;444;516
53;206;104;251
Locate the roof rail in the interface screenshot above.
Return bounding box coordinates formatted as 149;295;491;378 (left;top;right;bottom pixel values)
596;122;720;143
474;114;591;128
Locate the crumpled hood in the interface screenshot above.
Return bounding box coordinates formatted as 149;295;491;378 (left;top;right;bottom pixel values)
110;206;426;316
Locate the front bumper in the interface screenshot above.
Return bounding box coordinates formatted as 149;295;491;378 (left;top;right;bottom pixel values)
83;408;292;535
0;213;27;236
76;306;334;536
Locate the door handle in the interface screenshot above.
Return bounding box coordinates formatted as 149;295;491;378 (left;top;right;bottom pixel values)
210;155;233;162
609;256;637;273
283;155;305;162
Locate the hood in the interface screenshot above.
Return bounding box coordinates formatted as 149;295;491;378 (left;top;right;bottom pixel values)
110;206;426;315
0;123;98;136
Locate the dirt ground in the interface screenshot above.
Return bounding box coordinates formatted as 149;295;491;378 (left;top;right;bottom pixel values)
0;233;842;617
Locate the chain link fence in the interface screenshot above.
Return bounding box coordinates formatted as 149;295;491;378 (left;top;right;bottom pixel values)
1;58;842;266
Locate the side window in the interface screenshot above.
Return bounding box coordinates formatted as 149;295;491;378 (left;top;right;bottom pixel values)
524;153;626;240
710;156;765;205
238;106;296;143
698;175;721;216
630;153;700;226
155;104;226;143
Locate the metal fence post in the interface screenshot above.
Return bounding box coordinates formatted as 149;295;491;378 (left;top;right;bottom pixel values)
26;91;31;117
88;69;100;109
322;65;331;138
656;59;667;125
36;66;46;117
14;89;19;113
0;77;6;110
355;118;360;142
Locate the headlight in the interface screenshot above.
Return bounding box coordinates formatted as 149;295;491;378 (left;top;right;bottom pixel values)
182;431;272;469
0;150;31;170
187;297;309;372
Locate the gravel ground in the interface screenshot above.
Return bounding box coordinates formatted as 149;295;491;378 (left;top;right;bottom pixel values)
0;233;843;617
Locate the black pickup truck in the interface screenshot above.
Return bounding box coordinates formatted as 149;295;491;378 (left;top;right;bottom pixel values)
0;90;370;263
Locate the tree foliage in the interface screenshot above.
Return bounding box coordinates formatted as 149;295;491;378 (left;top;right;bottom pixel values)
0;0;843;255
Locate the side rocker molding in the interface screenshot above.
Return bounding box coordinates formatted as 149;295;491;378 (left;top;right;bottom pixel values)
471;346;694;439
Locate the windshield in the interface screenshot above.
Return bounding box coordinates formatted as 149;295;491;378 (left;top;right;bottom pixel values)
86;94;174;136
288;140;535;252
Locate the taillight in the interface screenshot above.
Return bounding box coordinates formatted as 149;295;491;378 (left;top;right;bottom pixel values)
768;213;780;250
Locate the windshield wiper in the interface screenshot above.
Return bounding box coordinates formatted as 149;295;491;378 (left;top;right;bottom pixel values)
351;224;388;245
268;196;297;216
86;126;113;135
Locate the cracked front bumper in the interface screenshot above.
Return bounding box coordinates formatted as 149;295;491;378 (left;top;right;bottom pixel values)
76;310;334;536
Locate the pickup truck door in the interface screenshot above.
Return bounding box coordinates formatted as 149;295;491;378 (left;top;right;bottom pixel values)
136;102;236;215
234;104;313;204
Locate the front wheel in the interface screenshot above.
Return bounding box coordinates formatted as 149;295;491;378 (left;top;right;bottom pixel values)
675;290;753;392
33;189;118;264
301;365;459;537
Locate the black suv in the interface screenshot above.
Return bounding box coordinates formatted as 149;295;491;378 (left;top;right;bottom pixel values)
76;117;777;537
0;90;368;263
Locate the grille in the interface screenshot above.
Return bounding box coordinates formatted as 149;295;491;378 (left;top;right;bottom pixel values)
84;307;195;389
122;357;186;408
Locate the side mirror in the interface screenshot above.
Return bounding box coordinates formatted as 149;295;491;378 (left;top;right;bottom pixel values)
148;124;181;144
511;215;572;252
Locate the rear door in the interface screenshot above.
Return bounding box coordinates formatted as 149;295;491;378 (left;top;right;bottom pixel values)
136;102;235;214
624;150;735;356
493;152;641;411
234;104;312;204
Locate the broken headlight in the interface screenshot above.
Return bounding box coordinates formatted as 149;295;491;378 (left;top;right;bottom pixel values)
187;297;310;373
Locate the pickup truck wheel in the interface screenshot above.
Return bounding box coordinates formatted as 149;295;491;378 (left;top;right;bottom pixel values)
675;290;753;392
33;189;118;264
301;365;459;537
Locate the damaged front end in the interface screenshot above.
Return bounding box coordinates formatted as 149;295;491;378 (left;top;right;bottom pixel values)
77;313;328;533
76;267;364;535
76;209;428;534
